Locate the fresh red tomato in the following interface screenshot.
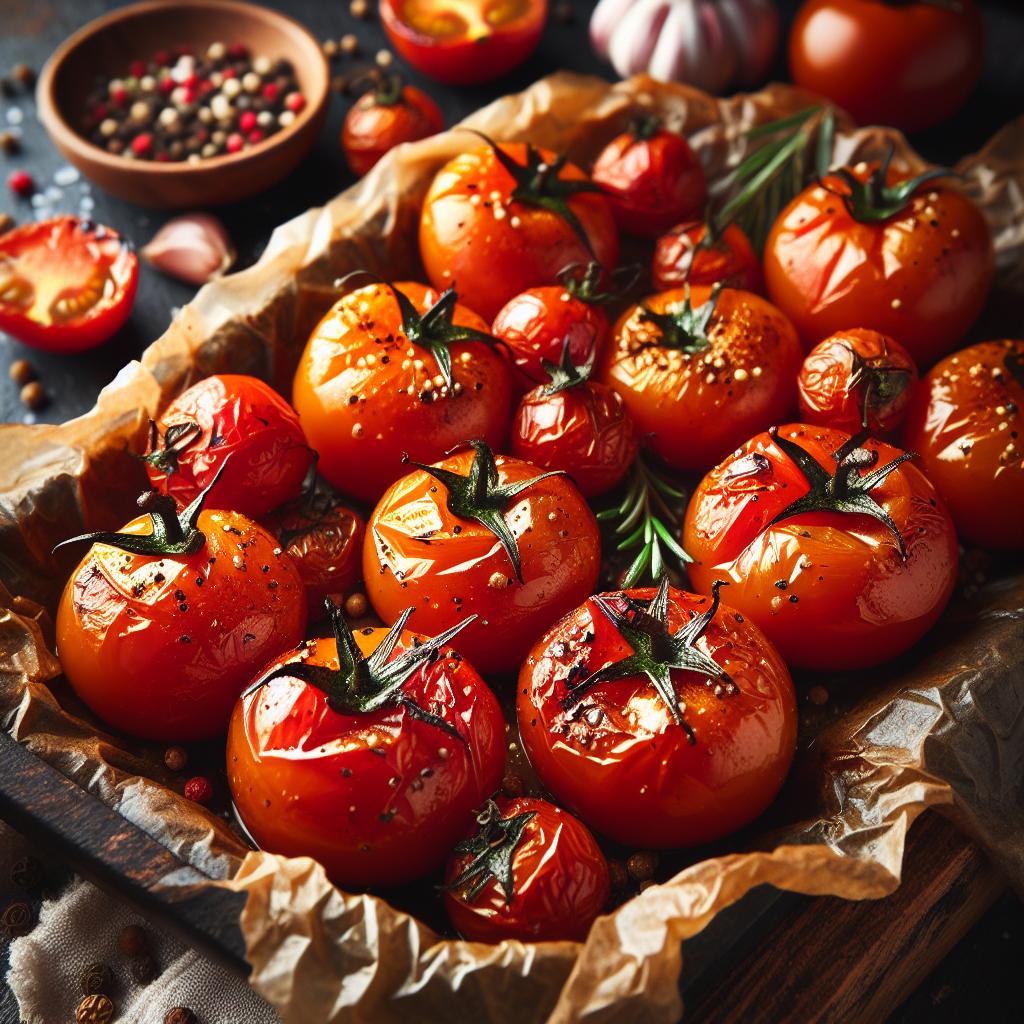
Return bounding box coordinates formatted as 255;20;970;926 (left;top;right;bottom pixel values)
902;339;1024;550
144;374;313;520
380;0;547;85
592;117;706;238
228;601;504;888
364;441;600;675
517;577;797;848
292;281;512;503
342;72;444;177
419;140;620;321
652;220;762;293
0;216;138;353
789;0;983;133
443;797;610;943
764;159;993;366
55;483;307;742
683;423;958;670
600;284;802;471
798;328;918;436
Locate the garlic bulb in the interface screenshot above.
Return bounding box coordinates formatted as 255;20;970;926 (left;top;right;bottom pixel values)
141;213;235;286
591;0;780;95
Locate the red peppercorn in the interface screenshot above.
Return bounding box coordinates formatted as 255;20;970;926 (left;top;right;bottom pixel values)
284;91;306;113
247;129;264;144
261;82;278;101
239;110;257;132
228;42;249;59
129;59;146;78
226;133;244;154
110;86;128;107
184;776;214;805
92;102;108;122
154;50;171;66
158;76;175;95
181;73;199;90
7;170;34;197
130;133;153;156
221;67;237;80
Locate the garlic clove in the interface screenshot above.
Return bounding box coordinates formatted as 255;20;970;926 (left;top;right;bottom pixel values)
141;213;235;286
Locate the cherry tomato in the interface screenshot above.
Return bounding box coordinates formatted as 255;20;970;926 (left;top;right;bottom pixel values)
228;602;504;888
798;328;918;436
419;141;620;321
764;160;993;366
600;284;802;471
652;220;762;293
0;216;138;353
517;578;797;848
592;117;706;238
364;441;601;675
683;423;958;670
902;339;1024;550
144;374;313;520
55;488;307;742
292;281;512;504
342;73;444;177
443;797;610;943
789;0;983;134
380;0;547;85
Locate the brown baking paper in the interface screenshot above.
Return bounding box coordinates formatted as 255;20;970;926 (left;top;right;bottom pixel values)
1;75;1023;1023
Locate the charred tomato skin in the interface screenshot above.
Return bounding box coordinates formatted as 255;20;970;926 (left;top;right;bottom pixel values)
652;220;763;293
342;84;444;177
228;625;505;888
443;796;610;943
902;339;1024;550
517;587;797;849
683;424;958;670
145;374;313;520
364;450;601;675
56;510;308;742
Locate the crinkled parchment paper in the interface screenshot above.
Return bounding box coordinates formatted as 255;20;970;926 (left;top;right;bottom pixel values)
1;74;1022;1023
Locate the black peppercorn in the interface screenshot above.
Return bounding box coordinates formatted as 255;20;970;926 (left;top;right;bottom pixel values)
1;900;33;937
625;850;659;882
10;855;43;891
81;961;114;996
131;952;159;984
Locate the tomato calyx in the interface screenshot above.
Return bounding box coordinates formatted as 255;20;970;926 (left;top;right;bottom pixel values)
443;798;537;904
562;576;735;745
403;439;566;583
638;281;723;355
628;114;662;142
355;68;406;107
559;260;641;306
541;338;593;396
141;419;203;477
766;428;915;559
845;345;913;430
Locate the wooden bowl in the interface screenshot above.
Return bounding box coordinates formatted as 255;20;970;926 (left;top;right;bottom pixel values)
36;0;330;208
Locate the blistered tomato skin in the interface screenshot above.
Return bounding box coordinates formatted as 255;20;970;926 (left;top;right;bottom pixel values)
517;587;797;849
145;374;313;520
227;626;504;889
652;221;763;293
902;339;1024;550
683;424;958;670
443;797;610;944
342;83;444;177
56;510;307;742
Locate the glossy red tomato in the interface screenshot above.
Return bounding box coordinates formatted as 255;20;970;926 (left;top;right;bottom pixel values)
600;284;802;471
380;0;546;85
55;488;307;742
443;797;610;943
684;423;958;669
228;604;504;888
591;117;706;237
764;160;993;366
798;328;918;436
419;141;620;321
364;442;601;675
902;339;1024;550
144;374;313;519
652;220;762;293
517;579;797;848
790;0;983;133
292;281;512;503
0;216;138;353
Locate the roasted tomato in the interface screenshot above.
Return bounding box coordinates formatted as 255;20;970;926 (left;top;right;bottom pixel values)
683;424;958;670
517;577;797;848
342;71;444;177
228;600;504;888
510;342;638;497
591;117;706;237
0;216;138;353
364;441;601;675
144;374;313;519
764;157;993;366
419;139;620;321
652;220;762;294
902;339;1024;550
443;797;610;943
292;281;512;503
55;481;307;742
380;0;546;85
789;0;983;134
600;284;802;471
797;328;918;436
